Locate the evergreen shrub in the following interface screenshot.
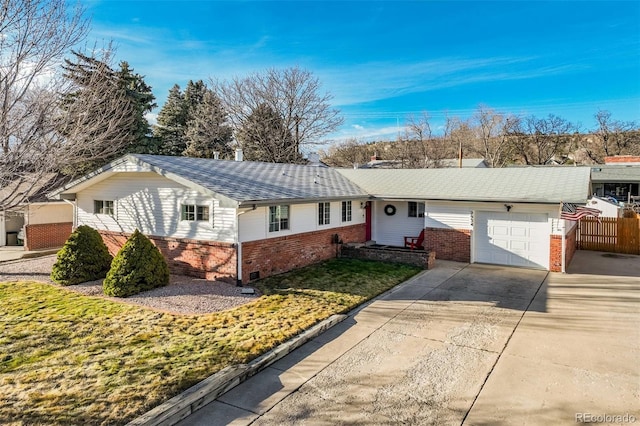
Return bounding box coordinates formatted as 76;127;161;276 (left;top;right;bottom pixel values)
50;225;113;285
103;229;170;297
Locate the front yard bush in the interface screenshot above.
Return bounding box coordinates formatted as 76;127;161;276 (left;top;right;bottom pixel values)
103;229;170;297
50;225;113;285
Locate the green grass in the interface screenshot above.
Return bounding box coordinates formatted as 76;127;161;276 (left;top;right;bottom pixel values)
0;258;420;425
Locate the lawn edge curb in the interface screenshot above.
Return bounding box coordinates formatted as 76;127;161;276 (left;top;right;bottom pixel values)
127;313;348;426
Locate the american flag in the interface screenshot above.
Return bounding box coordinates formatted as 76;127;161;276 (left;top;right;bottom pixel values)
560;202;601;221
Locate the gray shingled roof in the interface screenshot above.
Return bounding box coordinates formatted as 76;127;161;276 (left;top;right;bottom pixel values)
336;167;591;204
590;165;640;183
57;154;370;206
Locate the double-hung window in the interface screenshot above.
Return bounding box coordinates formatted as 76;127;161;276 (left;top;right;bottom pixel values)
269;205;290;232
408;201;425;218
94;200;114;215
318;202;330;225
181;204;210;221
341;201;352;222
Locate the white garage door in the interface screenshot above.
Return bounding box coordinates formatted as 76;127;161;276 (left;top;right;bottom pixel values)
475;212;550;269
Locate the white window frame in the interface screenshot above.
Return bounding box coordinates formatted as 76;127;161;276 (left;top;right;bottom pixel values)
318;202;331;226
269;205;290;232
181;204;210;222
94;200;114;216
408;201;425;218
341;201;352;222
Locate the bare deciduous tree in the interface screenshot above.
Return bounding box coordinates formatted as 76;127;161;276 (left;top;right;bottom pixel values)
215;67;343;160
0;0;89;209
470;105;519;168
54;49;139;176
320;138;372;168
581;110;640;163
513;114;575;165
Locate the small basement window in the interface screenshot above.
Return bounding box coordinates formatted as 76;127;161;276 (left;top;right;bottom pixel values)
181;204;210;221
94;200;114;215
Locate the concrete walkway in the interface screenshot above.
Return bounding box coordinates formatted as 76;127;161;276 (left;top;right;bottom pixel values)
0;246;59;263
178;251;639;425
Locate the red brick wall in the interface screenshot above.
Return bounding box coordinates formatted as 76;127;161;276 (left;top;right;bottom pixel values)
98;230;237;282
549;226;578;272
549;235;562;272
25;222;72;251
241;223;366;283
604;156;640;164
423;227;471;263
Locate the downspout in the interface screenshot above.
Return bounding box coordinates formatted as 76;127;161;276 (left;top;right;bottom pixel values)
62;199;77;229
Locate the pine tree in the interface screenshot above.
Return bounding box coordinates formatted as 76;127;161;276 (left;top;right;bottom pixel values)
183;90;234;158
51;225;113;285
58;51;136;175
117;61;158;154
236;103;303;163
103;229;169;297
154;84;187;156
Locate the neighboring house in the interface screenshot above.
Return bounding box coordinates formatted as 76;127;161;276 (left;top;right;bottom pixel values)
0;174;73;250
586;196;621;218
590;165;640;203
438;158;488;168
359;156;488;169
337;167;591;272
52;155;592;281
52;154;369;283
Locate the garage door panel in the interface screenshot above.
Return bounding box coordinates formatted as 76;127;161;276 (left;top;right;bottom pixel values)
475;212;549;270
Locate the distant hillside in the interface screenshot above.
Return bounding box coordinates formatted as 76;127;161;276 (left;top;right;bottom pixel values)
320;131;640;168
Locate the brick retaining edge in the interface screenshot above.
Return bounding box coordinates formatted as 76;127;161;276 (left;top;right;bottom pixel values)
127;313;348;426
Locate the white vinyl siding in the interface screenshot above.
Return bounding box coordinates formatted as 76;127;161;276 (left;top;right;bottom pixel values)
372;201;424;247
239;200;365;243
76;172;236;243
425;204;473;230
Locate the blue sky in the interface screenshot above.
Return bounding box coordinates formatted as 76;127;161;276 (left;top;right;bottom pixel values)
85;0;640;142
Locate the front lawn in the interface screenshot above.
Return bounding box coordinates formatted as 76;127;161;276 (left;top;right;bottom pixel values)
0;258;420;425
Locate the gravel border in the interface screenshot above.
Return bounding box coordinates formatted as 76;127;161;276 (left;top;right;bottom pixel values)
0;255;260;315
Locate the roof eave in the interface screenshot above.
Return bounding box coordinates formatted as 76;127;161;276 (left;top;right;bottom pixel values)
238;195;371;207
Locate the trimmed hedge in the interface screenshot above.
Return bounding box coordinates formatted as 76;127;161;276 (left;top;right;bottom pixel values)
50;225;113;286
103;229;170;297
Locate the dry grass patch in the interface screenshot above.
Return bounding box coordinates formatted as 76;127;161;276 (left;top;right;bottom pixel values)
0;258;420;425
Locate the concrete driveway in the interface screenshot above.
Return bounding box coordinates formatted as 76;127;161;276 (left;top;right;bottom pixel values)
180;251;640;425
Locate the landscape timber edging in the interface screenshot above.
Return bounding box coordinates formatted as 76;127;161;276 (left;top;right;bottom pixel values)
127;313;348;426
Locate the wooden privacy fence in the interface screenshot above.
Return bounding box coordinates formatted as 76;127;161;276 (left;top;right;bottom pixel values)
578;217;640;255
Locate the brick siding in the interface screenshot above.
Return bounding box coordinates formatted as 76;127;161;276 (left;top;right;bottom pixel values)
241;223;366;283
549;225;578;272
424;227;471;263
98;230;237;282
25;222;72;251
